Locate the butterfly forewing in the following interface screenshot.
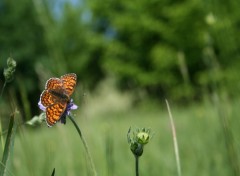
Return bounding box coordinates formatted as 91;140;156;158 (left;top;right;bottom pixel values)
45;78;62;90
41;89;66;107
61;73;77;96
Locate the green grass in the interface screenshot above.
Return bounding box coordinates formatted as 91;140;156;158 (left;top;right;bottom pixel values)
4;97;240;176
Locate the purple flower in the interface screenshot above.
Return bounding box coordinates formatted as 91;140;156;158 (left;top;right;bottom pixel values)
38;99;78;125
60;99;78;124
38;101;46;112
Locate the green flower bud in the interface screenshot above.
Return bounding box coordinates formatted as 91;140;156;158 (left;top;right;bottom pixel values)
137;132;150;145
3;57;17;83
130;142;143;157
127;127;152;157
7;57;17;68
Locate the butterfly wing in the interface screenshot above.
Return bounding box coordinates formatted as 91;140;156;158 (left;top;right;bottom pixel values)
45;78;62;90
60;73;77;96
41;77;64;107
46;102;67;127
40;90;55;107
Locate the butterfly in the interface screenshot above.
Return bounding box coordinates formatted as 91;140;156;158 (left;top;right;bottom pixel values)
40;73;77;127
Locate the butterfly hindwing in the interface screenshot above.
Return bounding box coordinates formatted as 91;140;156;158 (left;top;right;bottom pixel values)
46;102;67;127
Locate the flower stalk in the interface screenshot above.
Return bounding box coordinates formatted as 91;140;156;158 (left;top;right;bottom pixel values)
135;155;139;176
68;115;97;176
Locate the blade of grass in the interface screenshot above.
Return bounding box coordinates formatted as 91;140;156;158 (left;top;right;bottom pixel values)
0;111;17;176
105;127;114;176
165;100;182;176
0;119;5;150
51;168;55;176
213;93;240;175
0;82;7;98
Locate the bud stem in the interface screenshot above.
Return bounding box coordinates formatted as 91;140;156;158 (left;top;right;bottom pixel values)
135;155;139;176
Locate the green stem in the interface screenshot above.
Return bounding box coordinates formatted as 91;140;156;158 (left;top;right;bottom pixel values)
0;81;7;98
135;155;139;176
68;115;97;176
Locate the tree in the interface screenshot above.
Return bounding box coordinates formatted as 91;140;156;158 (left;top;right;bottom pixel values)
0;0;47;119
87;0;240;101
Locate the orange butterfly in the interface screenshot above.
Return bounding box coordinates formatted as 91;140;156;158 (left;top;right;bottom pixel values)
39;73;77;127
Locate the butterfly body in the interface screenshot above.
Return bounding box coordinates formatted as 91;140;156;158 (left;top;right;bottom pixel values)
48;89;70;102
40;73;77;127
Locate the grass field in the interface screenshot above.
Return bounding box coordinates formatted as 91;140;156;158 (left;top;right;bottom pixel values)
2;92;239;176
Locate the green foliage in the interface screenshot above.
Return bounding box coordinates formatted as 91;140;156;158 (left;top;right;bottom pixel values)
87;0;240;101
0;0;47;119
56;4;106;89
88;0;207;100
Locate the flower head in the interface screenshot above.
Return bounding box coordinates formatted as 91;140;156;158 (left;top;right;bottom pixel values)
38;99;78;126
137;129;150;145
127;127;152;157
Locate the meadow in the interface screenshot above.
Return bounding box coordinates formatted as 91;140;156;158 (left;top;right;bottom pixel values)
1;84;239;176
1;1;240;175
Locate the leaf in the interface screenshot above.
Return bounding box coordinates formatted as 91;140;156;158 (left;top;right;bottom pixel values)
0;112;17;176
51;168;55;176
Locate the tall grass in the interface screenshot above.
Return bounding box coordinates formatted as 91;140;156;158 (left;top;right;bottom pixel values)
3;97;238;175
0;110;18;176
203;31;240;175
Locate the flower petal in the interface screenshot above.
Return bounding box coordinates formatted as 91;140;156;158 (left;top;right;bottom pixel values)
70;103;78;110
38;100;46;111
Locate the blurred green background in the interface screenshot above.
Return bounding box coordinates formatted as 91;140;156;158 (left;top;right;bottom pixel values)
1;0;240;175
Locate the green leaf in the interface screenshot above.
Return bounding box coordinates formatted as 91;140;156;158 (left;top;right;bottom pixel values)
0;113;17;176
51;168;55;176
